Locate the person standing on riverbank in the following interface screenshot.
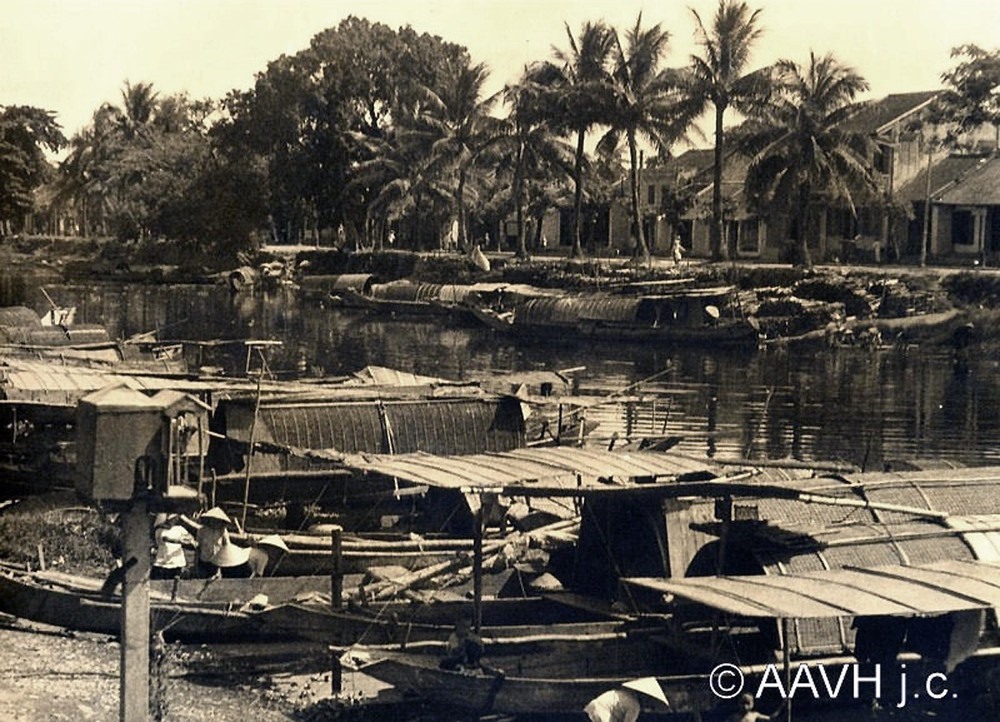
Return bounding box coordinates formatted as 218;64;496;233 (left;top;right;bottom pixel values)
671;235;684;266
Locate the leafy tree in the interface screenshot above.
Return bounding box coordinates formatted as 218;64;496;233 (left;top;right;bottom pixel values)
598;15;690;263
218;17;470;246
684;0;772;260
739;52;877;267
0;105;65;232
537;21;616;258
937;44;1000;146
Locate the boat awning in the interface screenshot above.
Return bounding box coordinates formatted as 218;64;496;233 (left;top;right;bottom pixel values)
334;448;718;494
624;560;1000;619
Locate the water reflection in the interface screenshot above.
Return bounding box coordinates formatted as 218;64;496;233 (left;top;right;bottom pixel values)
18;279;1000;469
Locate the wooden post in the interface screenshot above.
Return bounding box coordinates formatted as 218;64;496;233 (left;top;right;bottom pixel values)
472;505;483;634
330;648;342;695
330;525;343;609
782;617;792;722
120;499;150;722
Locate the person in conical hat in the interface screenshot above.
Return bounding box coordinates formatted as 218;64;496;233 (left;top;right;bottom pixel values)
247;534;290;578
584;676;669;722
194;507;233;578
200;507;232;526
211;539;253;579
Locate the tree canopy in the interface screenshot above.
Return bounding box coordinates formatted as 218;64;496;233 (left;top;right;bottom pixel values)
0;105;65;231
6;8;996;268
739;52;877;267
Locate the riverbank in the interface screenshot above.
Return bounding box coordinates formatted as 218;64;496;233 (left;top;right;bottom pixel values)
0;618;306;721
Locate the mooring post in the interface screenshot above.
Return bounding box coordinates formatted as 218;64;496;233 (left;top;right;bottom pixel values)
120;498;150;722
330;524;343;609
473;505;483;634
782;617;793;722
330;648;342;695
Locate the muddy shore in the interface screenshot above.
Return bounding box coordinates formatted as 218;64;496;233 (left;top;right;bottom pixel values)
0;616;320;721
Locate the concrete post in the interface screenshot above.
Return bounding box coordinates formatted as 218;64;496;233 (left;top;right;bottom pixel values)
120;499;150;722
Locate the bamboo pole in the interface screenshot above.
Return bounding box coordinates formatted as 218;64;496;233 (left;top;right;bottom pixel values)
240;370;264;531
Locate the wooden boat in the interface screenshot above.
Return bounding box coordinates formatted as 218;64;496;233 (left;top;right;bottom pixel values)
254;595;629;646
338;632;715;716
0;564;261;642
344;558;1000;717
0;563;626;647
467;286;761;347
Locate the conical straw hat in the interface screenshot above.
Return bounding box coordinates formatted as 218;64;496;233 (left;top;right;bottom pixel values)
200;507;232;526
622;677;669;706
257;534;289;553
212;542;250;567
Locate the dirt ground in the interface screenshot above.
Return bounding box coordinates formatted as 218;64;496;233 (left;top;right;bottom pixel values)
0;615;322;721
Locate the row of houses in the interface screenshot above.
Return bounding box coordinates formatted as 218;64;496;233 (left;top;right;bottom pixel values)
536;90;1000;264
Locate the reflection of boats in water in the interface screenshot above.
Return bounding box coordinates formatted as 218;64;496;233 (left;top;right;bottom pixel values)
468;286;761;347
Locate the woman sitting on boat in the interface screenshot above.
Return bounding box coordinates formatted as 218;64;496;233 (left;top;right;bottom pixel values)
247;534;290;577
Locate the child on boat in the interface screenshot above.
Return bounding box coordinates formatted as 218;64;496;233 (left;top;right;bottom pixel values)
439;617;484;671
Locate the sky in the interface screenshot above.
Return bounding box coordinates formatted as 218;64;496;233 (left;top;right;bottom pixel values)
2;0;1000;141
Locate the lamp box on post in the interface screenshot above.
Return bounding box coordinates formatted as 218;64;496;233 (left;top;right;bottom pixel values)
75;384;209;722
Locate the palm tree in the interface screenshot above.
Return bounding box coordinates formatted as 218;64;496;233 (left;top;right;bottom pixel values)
740;51;877;268
686;0;772;260
502;71;575;259
116;81;160;141
541;21;616;258
417;58;500;251
598;15;690;263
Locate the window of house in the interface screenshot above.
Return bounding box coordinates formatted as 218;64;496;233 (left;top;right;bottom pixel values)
737;220;761;254
873;145;892;174
952;210;975;246
647;184;656;205
726;220;739;248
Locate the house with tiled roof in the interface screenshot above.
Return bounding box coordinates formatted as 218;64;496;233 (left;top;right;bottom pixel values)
555;90;996;261
896;153;1000;261
631;91;961;262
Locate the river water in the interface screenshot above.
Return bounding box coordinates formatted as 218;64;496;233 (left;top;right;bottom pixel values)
12;278;998;718
26;280;1000;470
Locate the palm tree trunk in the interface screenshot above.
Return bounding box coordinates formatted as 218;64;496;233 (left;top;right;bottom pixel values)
572;129;586;258
515;147;528;259
712;104;728;262
457;168;467;252
628;134;649;262
798;182;813;269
